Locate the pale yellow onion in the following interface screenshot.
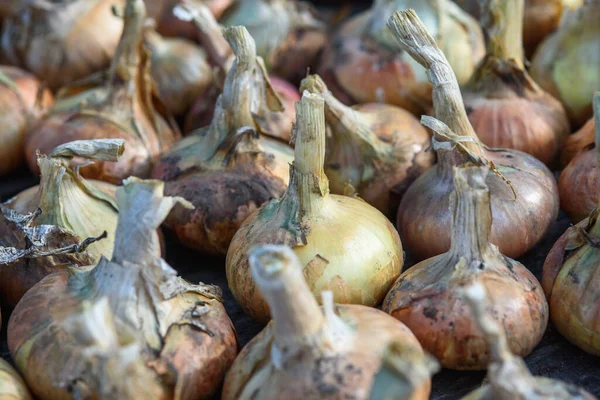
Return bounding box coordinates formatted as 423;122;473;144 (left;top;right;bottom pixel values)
0;358;32;400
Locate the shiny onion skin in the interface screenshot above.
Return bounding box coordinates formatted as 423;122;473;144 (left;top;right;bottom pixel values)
152;27;294;255
0;0;125;90
0;140;122;309
462;0;570;166
561;116;595;165
461;284;596;400
0;66;53;176
25;0;180;185
300;74;434;218
318;0;484;116
0;358;32;400
7;179;238;400
226;93;403;323
383;164;548;370
223;245;433;400
389;10;559;261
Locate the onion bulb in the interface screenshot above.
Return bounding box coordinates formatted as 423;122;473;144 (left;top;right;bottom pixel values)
300;73;434;218
220;0;326;84
0;358;31;400
318;0;484;116
223;245;434;400
462;0;570;166
561;115;595;166
389;10;559;261
530;0;600;127
156;0;234;40
0;0;125;90
24;0;180;184
383;164;548;370
152;26;294;255
8;178;238;400
461;283;596;399
559;94;600;222
0;65;53;176
226;92;403;323
0;139;123;309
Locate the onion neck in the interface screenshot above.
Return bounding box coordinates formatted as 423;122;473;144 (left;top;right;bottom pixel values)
594;93;600;213
480;0;525;68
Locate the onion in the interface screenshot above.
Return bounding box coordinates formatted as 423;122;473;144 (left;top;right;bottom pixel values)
0;358;31;400
0;65;53;176
156;0;234;40
1;0;125;90
530;0;600;127
389;10;559;261
318;0;484;116
462;0;570;166
24;0;180;184
383;163;548;370
226;92;403;323
223;245;435;400
220;0;326;84
152;26;294;255
0;139;123;309
461;283;596;399
561;115;595;165
300;74;434;218
8;178;238;400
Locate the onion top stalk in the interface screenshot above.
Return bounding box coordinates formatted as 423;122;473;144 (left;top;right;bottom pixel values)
0;358;32;400
318;0;484;116
223;245;434;400
461;283;597;400
300;74;434;218
0;139;123;309
462;0;570;166
24;0;180;184
389;9;559;261
226;92;403;323
561;115;596;166
7;178;238;400
152;26;295;255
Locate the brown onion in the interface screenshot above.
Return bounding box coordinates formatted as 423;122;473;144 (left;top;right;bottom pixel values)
389;10;559;261
0;65;53;175
300;73;434;218
0;358;31;400
462;0;570;166
226;92;403;323
152;26;294;255
1;0;125;90
8;178;238;400
318;0;484;116
25;0;180;184
383;164;548;370
561;115;595;166
223;245;434;400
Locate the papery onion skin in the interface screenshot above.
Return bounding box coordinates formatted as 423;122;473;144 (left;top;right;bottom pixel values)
561;116;595;165
0;0;125;90
156;0;234;40
0;358;32;400
559;149;598;222
0;66;53;175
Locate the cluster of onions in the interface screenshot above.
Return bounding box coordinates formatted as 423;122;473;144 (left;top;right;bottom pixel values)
24;0;180;184
461;283;596;399
0;358;31;400
223;245;436;399
462;0;570;166
318;0;484;115
0;139;122;309
155;0;234;40
0;0;125;90
543;96;600;356
8;178;238;400
226;92;403;323
0;66;53;175
531;0;600;127
383;163;548;369
561;115;596;165
152;26;295;255
389;10;559;261
220;0;326;84
299;74;434;218
558;94;600;222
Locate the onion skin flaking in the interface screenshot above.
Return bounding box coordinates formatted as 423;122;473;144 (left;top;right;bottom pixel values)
0;65;53;175
318;0;484;115
226;92;403;323
223;245;433;400
8;178;238;400
384;164;548;370
25;0;180;184
462;0;570;166
389;10;559;261
300;73;434;218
